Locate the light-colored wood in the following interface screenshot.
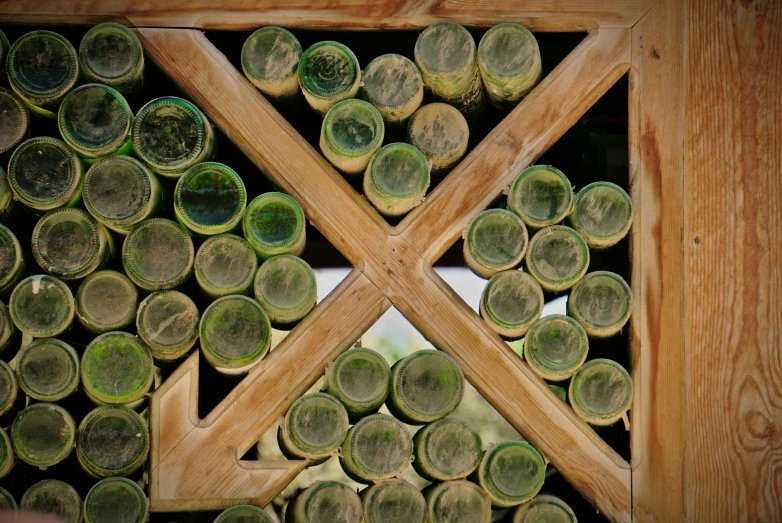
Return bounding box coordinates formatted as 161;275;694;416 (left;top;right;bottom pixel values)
628;0;687;521
684;1;782;521
150;269;390;511
0;0;656;31
398;28;631;263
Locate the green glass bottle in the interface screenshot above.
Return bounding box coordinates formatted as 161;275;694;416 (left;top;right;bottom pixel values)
0;167;17;224
568;358;633;428
323;347;391;422
174;162;247;236
7;137;84;212
407;103;469;175
286;481;363;523
0;428;13;479
0;360;18;420
568;271;633;337
0;87;30;157
32;208;113;281
9;274;75;338
0;224;25;295
122;218;194;291
464;209;529;279
76;270;139;334
20;480;82;523
360;54;424;126
11;403;76;468
278;392;349;463
569;181;634;248
412;418;482;482
84;477;149;523
0;302;17;361
0;485;15;513
414;23;485;118
254;254;317;328
475;441;546;507
83;155;163;234
525;226;589;292
339;413;412;483
200;295;271;374
508;165;574;230
77;405;149;478
7;31;79;116
477;24;542;108
512;494;577;523
0;29;8;78
16;338;80;402
360;479;426;523
215;504;274;523
524;314;589;382
136;290;199;362
243;192;306;260
320;99;385;175
132;97;215;178
480;270;544;339
298;41;361;116
81;331;154;406
195;234;257;299
423;480;491;523
363;143;430;217
242;27;302;105
79;23;145;99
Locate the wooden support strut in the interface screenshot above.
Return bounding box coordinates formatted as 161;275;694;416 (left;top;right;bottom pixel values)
138;27;632;521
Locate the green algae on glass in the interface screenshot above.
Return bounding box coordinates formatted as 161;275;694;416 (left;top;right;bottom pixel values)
568;271;633;338
569;181;634;248
0;302;18;361
278;392;349;463
242;27;302;104
513;494;577;523
339;413;412;483
122;218;194;291
76;270;139;334
287;481;362;523
136;290;200;362
320;99;385;174
200;295;271;374
477;24;542;108
0;87;30;156
132;96;215;178
0;224;25;295
20;480;82;523
508;165;574;229
84;477;149;523
11;403;75;468
480;270;544;339
361;479;426;523
412;417;482;482
17;338;80;402
83;155;162;234
0;360;17;419
81;331;154;405
407;103;469;174
215;504;274;523
196;234;258;299
298;41;361;116
32;208;113;281
525;225;589;292
360;54;424;125
423;480;491;523
175;162;247;236
79;23;145;99
363;143;430;217
7;136;84;212
464;209;529;279
387;349;464;425
524;314;589;382
414;23;485;118
7;31;79;114
243;192;306;260
569;358;633;427
324;347;391;422
475;441;546;508
77;405;149;478
0;485;14;510
254;254;316;328
9;275;75;338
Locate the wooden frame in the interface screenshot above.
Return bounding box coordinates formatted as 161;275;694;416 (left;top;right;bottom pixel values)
0;2;693;522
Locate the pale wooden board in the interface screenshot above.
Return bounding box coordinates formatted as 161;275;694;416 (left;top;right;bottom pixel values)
0;0;657;31
684;0;782;521
628;0;688;521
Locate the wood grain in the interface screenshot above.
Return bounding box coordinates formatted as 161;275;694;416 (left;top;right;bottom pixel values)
685;0;782;521
628;0;687;521
0;0;657;31
398;28;631;263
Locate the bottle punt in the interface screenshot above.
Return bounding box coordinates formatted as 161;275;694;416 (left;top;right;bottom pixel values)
242;27;302;104
525;226;589;292
464;209;529;279
568;358;633;428
196;234;258;299
136;290;200;362
567;271;633;337
174;162;247;236
79;23;145;99
320;99;385;174
569;181;634;249
508;165;574;229
423;480;491;523
17;338;80;402
298;41;361;116
360;479;426;523
363;143;430;217
9;275;75;338
254;254;317;328
480;270;543;338
477;24;542;108
84;477;149;523
407;103;469;175
360;54;424;125
412;417;482;482
339;413;412;483
20;480;82;523
524;314;589;382
243;192;306;260
11;403;76;468
77;405;150;478
81;331;154;406
324;347;391;422
76;270;139;334
512;494;577;523
122;218;194;291
475;441;546;507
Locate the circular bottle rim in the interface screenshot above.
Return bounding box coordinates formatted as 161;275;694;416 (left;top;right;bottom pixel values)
322;99;385;158
77;405;150;478
136;290;200;360
84;155;155;228
9;274;75;338
480;270;543;334
32;207;106;280
11;403;76;467
568;357;633;425
199;295;271;370
298;41;360;101
84;476;149;523
76;270;139;333
7;31;79;102
122;218;195;291
241;26;302;86
79;23;144;83
57;83;133;157
17;338;80;402
174;162;247;235
0;88;30;156
7;136;83;210
508;165;574;229
81;331;154;404
525;225;590;291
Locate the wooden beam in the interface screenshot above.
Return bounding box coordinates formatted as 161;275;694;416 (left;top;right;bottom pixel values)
150;270;390;511
0;0;657;31
397;28;631;263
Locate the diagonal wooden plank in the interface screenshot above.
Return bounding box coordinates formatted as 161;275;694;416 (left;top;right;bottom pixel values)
0;0;657;31
397;28;632;263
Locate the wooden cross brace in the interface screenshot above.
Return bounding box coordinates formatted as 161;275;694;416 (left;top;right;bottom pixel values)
138;27;633;522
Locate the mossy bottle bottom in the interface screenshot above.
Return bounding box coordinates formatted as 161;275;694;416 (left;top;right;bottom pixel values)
84;477;149;523
569;181;633;248
76;270;139;334
298;41;361;116
475;441;546;508
361;479;426;523
9;274;75;338
279;392;349;462
242;27;303;103
512;494;577;523
464;209;529;279
254;255;317;328
525;226;589;292
508;165;574;229
524;314;589;381
423;480;491;523
363;143;430;217
196;234;258;298
20;480;82;523
477;23;542;107
243;192;306;260
136;290;200;361
122;218;195;291
81;331;154;405
216;504;274;523
79;23;145;100
200;295;271;374
340;413;412;483
175;162;247;236
320;99;385;174
77;405;150;478
287;481;362;523
360;54;423;125
568;271;633;338
407;103;469;174
17;338;80;401
324;347;391;421
11;403;75;468
569;358;633;427
413;418;482;481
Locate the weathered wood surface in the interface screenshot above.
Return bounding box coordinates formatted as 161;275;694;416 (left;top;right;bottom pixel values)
0;0;656;31
684;0;782;521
